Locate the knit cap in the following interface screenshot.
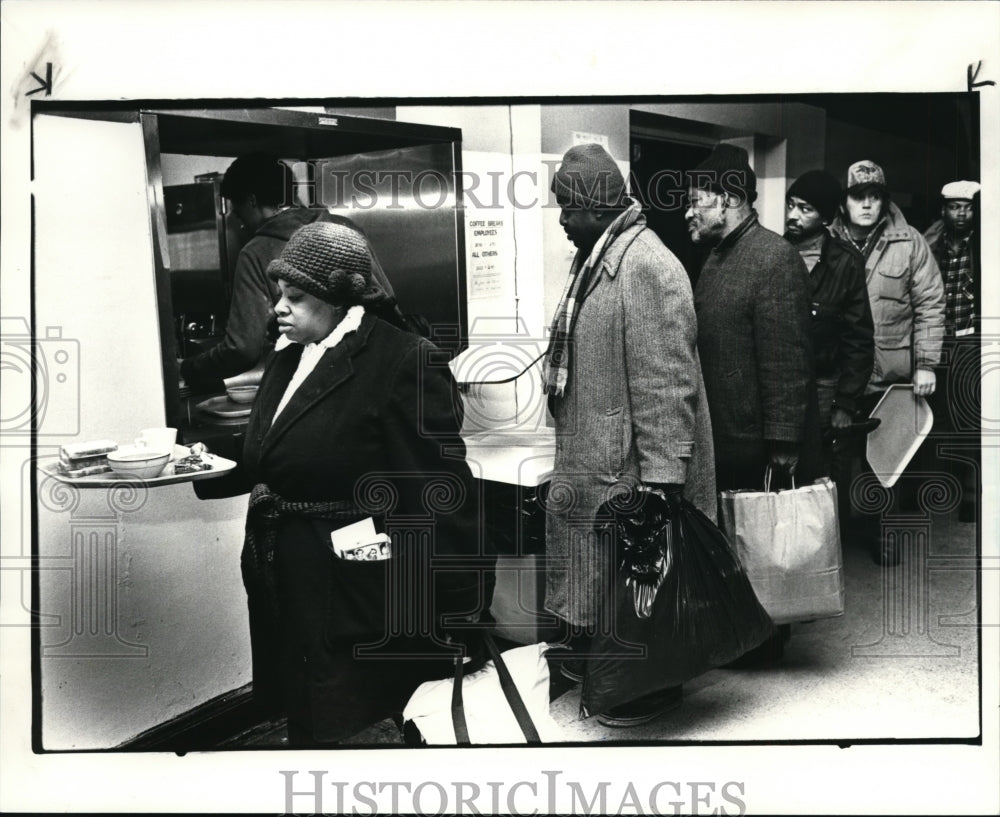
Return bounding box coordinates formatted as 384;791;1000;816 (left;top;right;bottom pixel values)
787;170;842;223
267;222;374;306
551;143;627;207
687;144;758;205
845;160;888;195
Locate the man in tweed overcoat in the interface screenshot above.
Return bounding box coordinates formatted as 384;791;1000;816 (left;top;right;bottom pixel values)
542;144;716;726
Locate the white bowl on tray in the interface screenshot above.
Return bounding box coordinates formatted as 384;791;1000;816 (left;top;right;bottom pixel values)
106;446;171;479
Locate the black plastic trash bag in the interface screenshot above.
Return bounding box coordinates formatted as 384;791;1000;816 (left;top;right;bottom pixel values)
581;488;774;717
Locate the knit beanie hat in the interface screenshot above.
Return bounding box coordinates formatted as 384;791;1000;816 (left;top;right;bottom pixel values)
267;222;376;306
787;170;842;223
687;144;758;205
551;143;627;207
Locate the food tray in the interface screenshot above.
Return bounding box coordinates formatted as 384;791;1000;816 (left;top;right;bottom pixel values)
39;452;237;488
866;384;934;488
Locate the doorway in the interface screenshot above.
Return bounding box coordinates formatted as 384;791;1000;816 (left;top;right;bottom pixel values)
629;130;712;285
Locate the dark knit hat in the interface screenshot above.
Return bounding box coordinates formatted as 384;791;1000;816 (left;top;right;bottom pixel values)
267;222;375;306
687;144;758;205
551;143;627;208
787;170;842;223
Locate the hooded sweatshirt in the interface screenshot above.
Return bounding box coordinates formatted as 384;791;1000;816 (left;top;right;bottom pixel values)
180;208;397;387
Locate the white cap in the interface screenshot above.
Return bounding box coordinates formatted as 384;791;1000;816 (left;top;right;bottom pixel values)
941;180;981;200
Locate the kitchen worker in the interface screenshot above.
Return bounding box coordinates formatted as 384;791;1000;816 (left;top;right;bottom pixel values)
179;153;404;393
542;143;716;727
830;160;945;566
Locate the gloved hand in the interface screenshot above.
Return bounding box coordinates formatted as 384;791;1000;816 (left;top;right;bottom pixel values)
647;483;684;512
767;440;800;476
831;407;853;429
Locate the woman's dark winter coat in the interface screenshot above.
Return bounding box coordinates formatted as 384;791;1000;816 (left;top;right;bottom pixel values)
241;312;492;740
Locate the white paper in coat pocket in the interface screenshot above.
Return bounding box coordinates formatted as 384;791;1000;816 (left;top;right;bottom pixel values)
330;517;391;560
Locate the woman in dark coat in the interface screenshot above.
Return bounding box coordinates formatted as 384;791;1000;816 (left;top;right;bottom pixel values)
239;222;492;744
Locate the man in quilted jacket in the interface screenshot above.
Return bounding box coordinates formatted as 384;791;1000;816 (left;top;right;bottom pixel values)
830;160;945;565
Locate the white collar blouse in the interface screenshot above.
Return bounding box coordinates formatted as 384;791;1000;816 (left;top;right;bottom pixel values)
270;305;366;425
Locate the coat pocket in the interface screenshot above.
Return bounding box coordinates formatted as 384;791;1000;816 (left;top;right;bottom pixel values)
875;297;911;336
872;336;912;385
873;261;910;322
878;263;907;279
603;406;626;478
326;557;392;642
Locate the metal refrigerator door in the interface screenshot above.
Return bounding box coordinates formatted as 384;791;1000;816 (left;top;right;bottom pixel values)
312;143;465;349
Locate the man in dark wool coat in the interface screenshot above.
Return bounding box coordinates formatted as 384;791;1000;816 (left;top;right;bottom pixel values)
686;143;822;665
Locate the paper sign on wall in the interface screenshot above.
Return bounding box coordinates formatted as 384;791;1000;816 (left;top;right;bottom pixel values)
462;150;515;303
468;216;505;299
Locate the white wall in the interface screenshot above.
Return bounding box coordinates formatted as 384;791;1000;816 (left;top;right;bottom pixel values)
401;105;552;432
33;115;250;749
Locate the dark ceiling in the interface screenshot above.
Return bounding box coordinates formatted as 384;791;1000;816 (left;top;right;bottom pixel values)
797;92;977;149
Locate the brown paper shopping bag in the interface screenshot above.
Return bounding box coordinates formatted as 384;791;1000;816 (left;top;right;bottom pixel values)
719;471;845;625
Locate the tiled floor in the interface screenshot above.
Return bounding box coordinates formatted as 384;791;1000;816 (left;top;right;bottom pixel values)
215;509;980;748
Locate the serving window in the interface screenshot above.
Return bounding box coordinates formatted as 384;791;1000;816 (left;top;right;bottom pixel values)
137;107;467;456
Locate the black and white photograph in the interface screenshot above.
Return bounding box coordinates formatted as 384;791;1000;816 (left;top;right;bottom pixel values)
1;2;998;815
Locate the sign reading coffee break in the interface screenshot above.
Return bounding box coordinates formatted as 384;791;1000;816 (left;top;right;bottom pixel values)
468;216;505;299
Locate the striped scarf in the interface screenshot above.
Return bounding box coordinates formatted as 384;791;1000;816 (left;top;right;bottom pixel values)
543;200;643;397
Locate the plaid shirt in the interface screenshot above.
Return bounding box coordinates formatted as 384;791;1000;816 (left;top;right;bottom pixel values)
932;232;976;336
849;218;887;260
